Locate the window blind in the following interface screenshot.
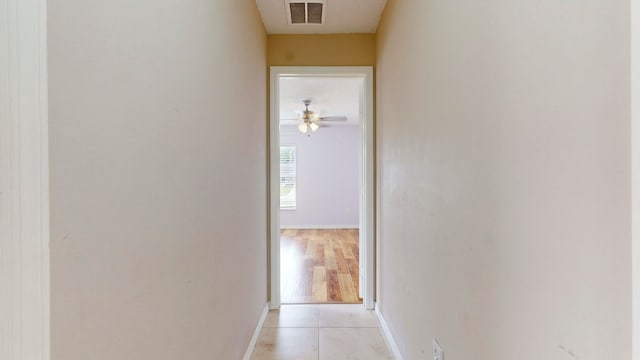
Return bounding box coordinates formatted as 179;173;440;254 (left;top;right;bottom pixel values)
280;146;297;209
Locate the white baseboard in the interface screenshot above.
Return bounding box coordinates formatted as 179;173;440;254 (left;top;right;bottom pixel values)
242;303;269;360
280;225;359;230
375;304;403;360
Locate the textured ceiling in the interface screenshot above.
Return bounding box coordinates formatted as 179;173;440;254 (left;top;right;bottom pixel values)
279;77;362;126
256;0;388;34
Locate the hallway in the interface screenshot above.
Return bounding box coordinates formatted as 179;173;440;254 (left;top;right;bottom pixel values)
251;305;393;359
3;0;631;359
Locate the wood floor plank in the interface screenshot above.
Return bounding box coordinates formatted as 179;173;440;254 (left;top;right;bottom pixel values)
281;229;294;237
303;258;314;297
298;237;308;255
351;244;359;262
326;269;342;302
280;229;361;304
334;247;349;275
346;258;359;293
342;245;355;260
315;244;325;266
338;273;358;303
305;239;316;258
312;266;327;302
325;240;337;270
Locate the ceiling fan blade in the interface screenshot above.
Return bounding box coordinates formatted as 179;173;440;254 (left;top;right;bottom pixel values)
319;116;348;122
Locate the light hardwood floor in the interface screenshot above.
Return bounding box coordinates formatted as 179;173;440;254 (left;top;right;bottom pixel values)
280;229;361;304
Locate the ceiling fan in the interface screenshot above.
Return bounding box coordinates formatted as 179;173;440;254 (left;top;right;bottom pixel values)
284;99;348;135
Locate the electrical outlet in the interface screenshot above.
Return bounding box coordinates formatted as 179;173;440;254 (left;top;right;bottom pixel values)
433;339;444;360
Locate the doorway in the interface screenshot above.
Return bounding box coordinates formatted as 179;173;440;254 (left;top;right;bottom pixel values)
269;67;374;310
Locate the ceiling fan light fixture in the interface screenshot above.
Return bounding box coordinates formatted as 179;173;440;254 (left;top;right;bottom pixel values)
287;99;344;135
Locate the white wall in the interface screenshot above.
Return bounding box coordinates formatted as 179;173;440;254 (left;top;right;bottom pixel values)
0;0;50;358
376;0;631;359
48;1;267;359
280;125;359;228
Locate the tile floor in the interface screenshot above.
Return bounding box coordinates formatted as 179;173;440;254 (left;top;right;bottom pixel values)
251;304;395;360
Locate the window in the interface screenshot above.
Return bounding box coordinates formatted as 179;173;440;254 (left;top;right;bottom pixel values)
280;146;297;209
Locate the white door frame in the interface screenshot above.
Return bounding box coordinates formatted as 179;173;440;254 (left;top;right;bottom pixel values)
0;0;50;358
632;0;640;357
269;66;375;310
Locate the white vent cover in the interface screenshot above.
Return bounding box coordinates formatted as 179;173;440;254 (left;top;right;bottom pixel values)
285;0;326;25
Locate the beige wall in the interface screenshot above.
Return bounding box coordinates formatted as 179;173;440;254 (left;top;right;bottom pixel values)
48;1;267;359
268;34;376;66
376;0;631;359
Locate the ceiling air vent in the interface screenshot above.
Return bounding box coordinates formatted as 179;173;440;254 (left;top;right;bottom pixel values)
307;3;323;24
289;3;306;24
286;0;326;25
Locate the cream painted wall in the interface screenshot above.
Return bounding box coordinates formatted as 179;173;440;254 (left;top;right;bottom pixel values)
48;1;267;359
376;0;631;359
268;34;376;66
